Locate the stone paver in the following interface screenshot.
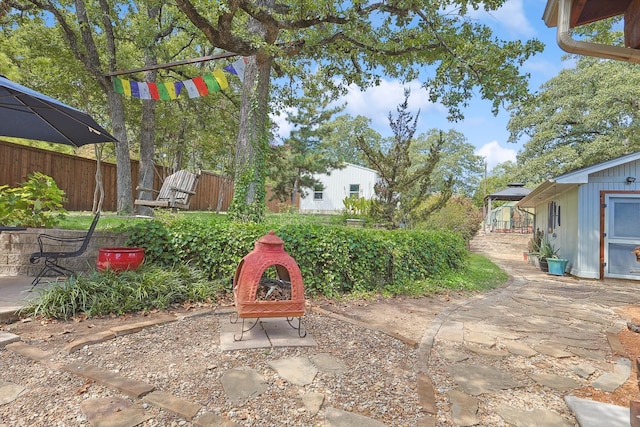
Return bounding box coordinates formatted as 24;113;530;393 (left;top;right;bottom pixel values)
143;390;202;420
62;362;155;398
495;404;574;427
310;352;348;374
532;342;574;358
565;396;630;427
591;357;632;392
570;362;597;378
324;407;388;427
268;356;318;385
261;318;317;347
449;364;523;396
0;331;20;347
504;340;537;357
464;343;509;358
80;397;152;427
63;330;116;354
6;341;62;368
220;367;267;405
438;320;464;342
5;231;640;427
529;373;581;391
438;346;470;362
417;373;437;414
301;391;325;416
448;390;479;426
219;317;317;351
0;381;25;405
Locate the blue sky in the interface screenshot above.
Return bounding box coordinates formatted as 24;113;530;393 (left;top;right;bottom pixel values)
277;0;569;172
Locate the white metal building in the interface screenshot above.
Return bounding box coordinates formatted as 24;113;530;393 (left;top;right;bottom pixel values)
299;163;378;214
517;152;640;280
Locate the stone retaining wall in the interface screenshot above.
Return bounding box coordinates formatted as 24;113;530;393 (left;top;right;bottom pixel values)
0;229;127;277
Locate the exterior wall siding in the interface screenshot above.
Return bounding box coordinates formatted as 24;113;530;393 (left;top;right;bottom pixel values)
532;159;640;279
575;184;601;278
582;159;640;278
299;164;378;214
576;160;640;279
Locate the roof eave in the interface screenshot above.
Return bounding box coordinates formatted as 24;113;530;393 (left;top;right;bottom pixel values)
543;0;559;27
516;181;579;208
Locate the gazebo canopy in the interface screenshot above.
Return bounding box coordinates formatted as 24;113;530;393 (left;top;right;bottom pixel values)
485;183;532;202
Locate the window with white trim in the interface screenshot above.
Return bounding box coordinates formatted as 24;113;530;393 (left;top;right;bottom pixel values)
349;184;360;198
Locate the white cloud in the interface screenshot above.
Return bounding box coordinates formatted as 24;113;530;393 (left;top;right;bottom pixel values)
466;0;536;38
476;141;516;170
270;107;296;141
338;79;445;136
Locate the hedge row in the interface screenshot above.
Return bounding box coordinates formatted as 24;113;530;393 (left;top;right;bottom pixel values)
123;218;468;297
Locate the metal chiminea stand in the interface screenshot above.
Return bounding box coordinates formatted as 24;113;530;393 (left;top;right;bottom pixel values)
232;231;306;341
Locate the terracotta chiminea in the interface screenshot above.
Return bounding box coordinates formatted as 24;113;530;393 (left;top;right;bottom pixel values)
233;231;305;319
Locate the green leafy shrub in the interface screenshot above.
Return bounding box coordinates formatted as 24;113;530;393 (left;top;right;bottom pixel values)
414;195;482;242
122;220;180;266
342;196;372;217
0;172;67;227
122;217;468;298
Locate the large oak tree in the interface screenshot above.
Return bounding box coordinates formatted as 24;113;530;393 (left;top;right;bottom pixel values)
175;0;543;222
508;56;640;184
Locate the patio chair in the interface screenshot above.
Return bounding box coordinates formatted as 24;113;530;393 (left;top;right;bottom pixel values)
29;211;101;289
134;170;200;212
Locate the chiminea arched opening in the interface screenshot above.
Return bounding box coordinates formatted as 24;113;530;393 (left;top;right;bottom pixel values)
232;231;305;340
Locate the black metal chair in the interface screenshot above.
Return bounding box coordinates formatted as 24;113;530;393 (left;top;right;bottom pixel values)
29;212;100;289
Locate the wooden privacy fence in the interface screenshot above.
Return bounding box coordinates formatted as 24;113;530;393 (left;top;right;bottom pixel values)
0;140;292;212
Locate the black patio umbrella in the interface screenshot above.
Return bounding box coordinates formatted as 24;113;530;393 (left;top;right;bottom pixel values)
0;75;118;146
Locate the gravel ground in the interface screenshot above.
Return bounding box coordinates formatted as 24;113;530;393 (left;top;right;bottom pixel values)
1;308;425;426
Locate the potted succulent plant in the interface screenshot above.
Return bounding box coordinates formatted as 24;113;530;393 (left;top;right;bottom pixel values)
531;237;559;272
527;229;543;267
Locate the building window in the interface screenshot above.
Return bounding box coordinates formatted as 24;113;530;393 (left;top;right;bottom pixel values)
349;184;360;198
314;190;323;200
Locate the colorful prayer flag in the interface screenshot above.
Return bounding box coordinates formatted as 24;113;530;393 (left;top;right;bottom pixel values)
114;55;242;100
122;79;132;97
138;82;151;100
148;82;160;100
183;79;200;98
174;81;184;98
224;57;246;82
192;76;208;96
113;77;124;94
157;82;170;101
130;80;140;98
213;70;229;89
203;73;220;92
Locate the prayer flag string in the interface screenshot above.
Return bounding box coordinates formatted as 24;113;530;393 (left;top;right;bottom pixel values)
112;63;239;100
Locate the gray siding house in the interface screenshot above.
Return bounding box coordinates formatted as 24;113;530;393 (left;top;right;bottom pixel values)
517;152;640;280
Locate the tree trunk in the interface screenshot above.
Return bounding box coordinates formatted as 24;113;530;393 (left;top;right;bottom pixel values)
105;88;133;215
290;175;299;213
228;53;272;222
92;144;104;213
136;62;158;217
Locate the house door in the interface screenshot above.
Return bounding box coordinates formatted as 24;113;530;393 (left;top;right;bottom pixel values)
604;194;640;279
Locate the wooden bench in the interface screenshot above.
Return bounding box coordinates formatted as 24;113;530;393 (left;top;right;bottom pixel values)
134;170;200;211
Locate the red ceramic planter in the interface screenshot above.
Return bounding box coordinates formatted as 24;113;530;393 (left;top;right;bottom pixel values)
97;247;145;272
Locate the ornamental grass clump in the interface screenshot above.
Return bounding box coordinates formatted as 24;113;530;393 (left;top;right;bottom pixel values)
23;264;222;320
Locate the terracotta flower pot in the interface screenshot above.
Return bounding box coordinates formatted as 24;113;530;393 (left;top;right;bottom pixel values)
97;247;145;272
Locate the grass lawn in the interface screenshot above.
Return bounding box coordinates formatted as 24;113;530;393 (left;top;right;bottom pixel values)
57;211;343;230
